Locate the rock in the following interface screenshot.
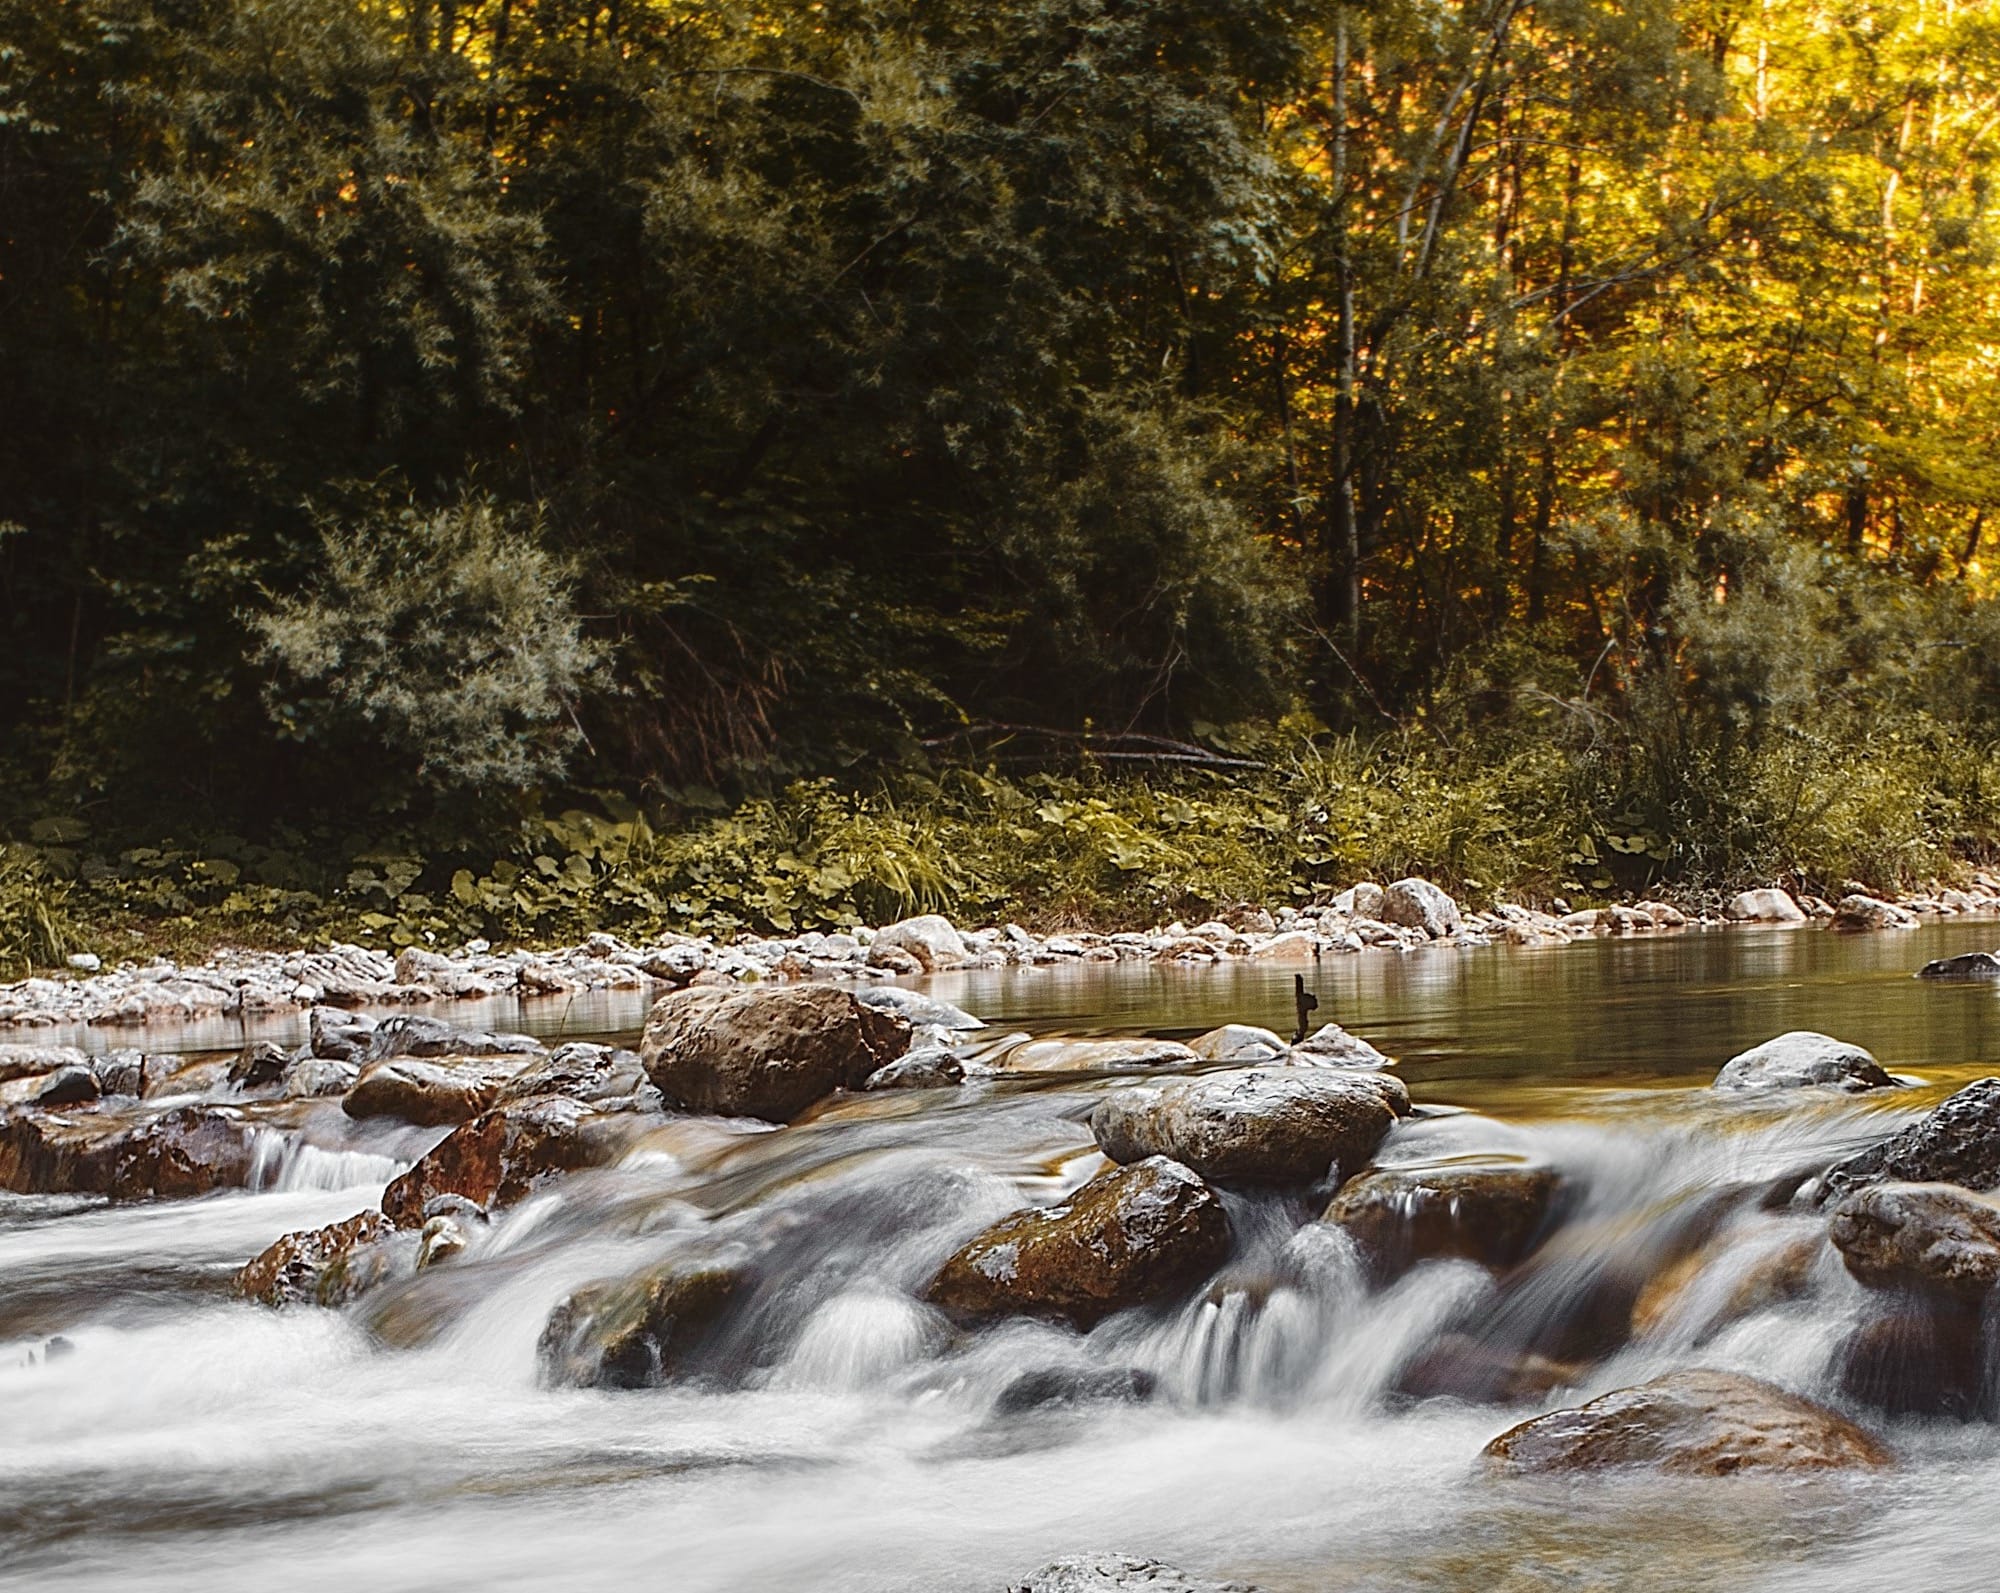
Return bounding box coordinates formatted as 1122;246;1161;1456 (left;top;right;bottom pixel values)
1331;882;1386;919
1007;1556;1252;1593
33;1064;100;1107
235;1210;398;1307
66;952;101;972
362;1015;542;1064
925;1157;1231;1329
853;986;983;1030
1379;878;1463;939
1828;1181;2000;1298
994;1365;1158;1416
1394;1334;1580;1404
0;1107;129;1194
109;1105;259;1200
640;943;709;985
0;1044;90;1085
495;1042;651;1108
1187;1025;1289;1064
343;1055;525;1127
517;960;577;996
639;984;909;1121
1248;931;1318;960
1288;1023;1394;1069
1712;1031;1896;1093
1635;901;1689;929
380;1096;635;1227
866;914;968;972
862;1049;966;1090
1815;1077;2000;1205
282;1056;360;1099
538;1260;746;1389
1000;1038;1200;1074
417;1213;470;1269
1482;1369;1890;1475
1917;951;2000;982
227;1041;290;1091
1830;894;1921;932
1629;1230;1822;1341
1324;1161;1560;1277
307;1006;377;1063
1091;1069;1406;1187
1723;888;1807;924
1837;1299;1987;1418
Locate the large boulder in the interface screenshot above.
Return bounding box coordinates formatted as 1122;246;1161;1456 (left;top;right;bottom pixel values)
1814;1077;2000;1205
108;1105;260;1200
235;1210;400;1308
926;1157;1231;1329
1090;1070;1406;1187
1917;951;2000;983
380;1096;638;1227
1724;888;1807;924
538;1259;747;1389
1482;1370;1890;1476
1827;1181;2000;1298
343;1055;524;1127
639;984;909;1121
1379;878;1463;939
1007;1556;1253;1593
866;915;969;972
1324;1161;1559;1277
0;1107;129;1195
1711;1031;1896;1093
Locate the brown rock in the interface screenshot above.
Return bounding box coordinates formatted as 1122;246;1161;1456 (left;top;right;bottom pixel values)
1815;1077;2000;1205
235;1210;398;1307
343;1055;523;1127
1483;1369;1890;1475
639;984;908;1121
1828;1181;2000;1298
380;1096;635;1227
1000;1038;1201;1073
1629;1229;1822;1340
1092;1069;1407;1187
1395;1333;1581;1404
538;1261;746;1388
925;1156;1231;1329
109;1105;260;1200
0;1107;130;1194
1325;1161;1559;1277
1838;1299;1987;1418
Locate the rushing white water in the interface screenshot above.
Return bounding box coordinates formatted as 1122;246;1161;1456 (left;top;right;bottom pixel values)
13;926;2000;1591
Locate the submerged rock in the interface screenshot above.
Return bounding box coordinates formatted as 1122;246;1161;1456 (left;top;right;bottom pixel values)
926;1157;1231;1329
994;1365;1158;1416
109;1105;259;1200
1838;1298;1987;1418
235;1210;399;1308
380;1095;641;1227
1814;1077;2000;1205
1828;1181;2000;1298
343;1055;524;1127
1324;1161;1560;1277
1394;1333;1580;1405
1917;951;2000;982
1712;1031;1896;1094
1482;1369;1890;1475
1008;1556;1253;1593
1091;1069;1406;1187
538;1260;747;1389
1724;888;1807;924
640;983;909;1121
1380;878;1463;939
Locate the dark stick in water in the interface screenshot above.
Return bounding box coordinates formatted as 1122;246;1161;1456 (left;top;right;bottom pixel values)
1293;974;1319;1044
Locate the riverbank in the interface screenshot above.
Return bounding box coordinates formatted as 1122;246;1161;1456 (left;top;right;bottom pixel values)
5;875;1996;1033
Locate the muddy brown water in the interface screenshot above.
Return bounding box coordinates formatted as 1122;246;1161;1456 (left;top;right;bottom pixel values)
8;921;2000;1591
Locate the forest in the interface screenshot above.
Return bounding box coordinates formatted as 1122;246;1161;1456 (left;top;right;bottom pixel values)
4;0;2000;953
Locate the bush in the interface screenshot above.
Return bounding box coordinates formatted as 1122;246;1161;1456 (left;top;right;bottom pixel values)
0;845;74;975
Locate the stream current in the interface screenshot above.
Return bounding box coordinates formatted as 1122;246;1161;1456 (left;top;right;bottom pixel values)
10;922;2000;1590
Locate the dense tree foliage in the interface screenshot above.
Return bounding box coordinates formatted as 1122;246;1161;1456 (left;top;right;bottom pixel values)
3;0;2000;848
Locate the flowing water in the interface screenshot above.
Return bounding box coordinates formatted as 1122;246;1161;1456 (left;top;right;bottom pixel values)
11;922;2000;1591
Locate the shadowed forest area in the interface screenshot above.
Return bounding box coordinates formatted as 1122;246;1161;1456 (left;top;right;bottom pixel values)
4;0;2000;955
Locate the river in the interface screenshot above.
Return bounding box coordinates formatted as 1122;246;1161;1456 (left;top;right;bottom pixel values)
7;920;2000;1591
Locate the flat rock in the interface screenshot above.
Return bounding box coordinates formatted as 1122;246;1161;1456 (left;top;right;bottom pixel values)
235;1210;400;1307
1001;1038;1200;1074
1828;1181;2000;1298
0;1045;90;1086
853;986;983;1030
1325;1160;1560;1276
1814;1077;2000;1205
1483;1369;1890;1475
1712;1031;1896;1093
1092;1069;1406;1187
343;1055;524;1127
639;984;909;1121
1008;1556;1253;1592
1917;951;2000;982
926;1157;1231;1329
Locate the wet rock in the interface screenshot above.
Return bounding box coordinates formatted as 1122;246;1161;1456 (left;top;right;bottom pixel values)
1712;1031;1896;1094
343;1055;525;1127
227;1041;290;1091
1288;1023;1394;1069
538;1260;746;1388
33;1064;100;1107
1380;878;1463;939
1830;894;1920;932
1828;1181;2000;1298
1186;1025;1289;1064
88;1050;165;1099
1629;1229;1822;1341
994;1365;1158;1416
1394;1333;1580;1405
1814;1077;2000;1204
1324;1161;1560;1276
362;1015;542;1064
853;986;983;1030
1092;1069;1406;1187
235;1210;399;1307
108;1105;259;1200
862;1049;966;1091
282;1056;360;1099
0;1107;129;1194
0;1044;90;1085
1482;1369;1890;1475
1917;951;2000;982
1837;1298;1986;1418
417;1213;470;1269
380;1096;637;1227
495;1042;651;1108
308;1006;377;1063
1008;1556;1253;1593
1723;888;1807;925
925;1157;1231;1329
640;983;909;1121
1001;1038;1201;1074
866;914;968;972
